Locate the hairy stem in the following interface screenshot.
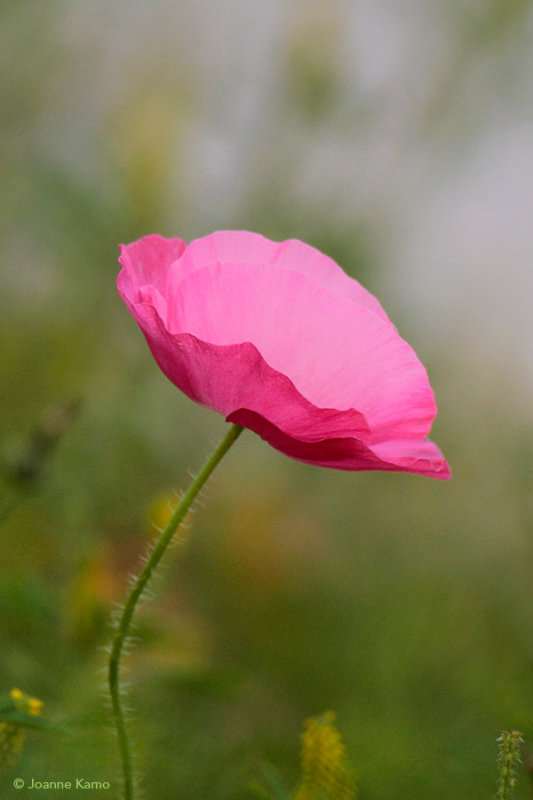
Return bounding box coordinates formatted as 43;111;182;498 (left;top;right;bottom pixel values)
108;423;244;800
497;730;523;800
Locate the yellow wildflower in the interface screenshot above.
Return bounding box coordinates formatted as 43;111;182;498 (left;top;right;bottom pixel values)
0;722;25;766
0;689;44;766
11;687;43;716
293;712;356;800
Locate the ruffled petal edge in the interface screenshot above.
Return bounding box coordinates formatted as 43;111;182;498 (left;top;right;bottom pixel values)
227;408;451;479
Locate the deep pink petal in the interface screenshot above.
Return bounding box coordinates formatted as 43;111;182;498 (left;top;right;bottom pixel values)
166;262;436;443
118;234;186;291
116;296;371;444
228;409;450;479
118;234;186;319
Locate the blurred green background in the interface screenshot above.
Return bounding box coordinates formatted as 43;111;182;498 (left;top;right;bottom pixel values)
2;1;533;797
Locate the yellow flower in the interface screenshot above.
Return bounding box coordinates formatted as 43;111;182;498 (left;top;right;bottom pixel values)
11;687;43;716
0;688;44;766
0;722;25;766
293;712;356;800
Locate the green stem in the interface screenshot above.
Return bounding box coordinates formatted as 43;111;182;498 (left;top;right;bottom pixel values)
108;423;244;800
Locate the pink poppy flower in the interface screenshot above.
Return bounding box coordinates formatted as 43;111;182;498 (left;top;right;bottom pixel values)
117;231;450;479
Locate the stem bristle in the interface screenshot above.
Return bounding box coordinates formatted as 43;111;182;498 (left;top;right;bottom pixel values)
107;424;244;800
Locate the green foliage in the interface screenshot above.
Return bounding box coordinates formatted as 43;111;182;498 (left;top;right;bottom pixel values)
249;763;291;800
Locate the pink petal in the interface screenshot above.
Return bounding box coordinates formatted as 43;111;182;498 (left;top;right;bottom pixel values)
370;437;451;478
168;230;390;321
118;235;186;318
228;409;450;479
117;232;450;479
116;297;371;445
165;261;436;444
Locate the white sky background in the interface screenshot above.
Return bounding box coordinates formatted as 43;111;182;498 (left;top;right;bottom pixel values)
11;0;533;410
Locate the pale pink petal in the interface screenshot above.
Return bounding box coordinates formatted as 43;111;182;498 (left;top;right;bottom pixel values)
370;438;451;478
166;262;436;443
266;237;389;321
173;230;280;277
168;230;389;321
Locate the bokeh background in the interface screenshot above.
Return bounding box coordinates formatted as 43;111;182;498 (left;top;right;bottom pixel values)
2;1;533;797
